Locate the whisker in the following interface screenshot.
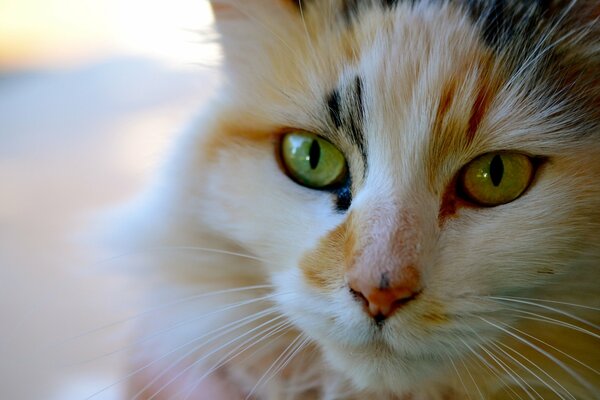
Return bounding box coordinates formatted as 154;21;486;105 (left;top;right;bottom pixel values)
179;321;294;400
73;293;280;367
485;296;600;330
444;349;473;400
144;314;288;400
216;323;294;372
298;0;320;66
448;341;487;400
502;0;579;89
478;341;536;399
497;296;600;312
494;340;575;400
505;310;600;340
264;336;311;396
212;0;297;55
61;284;274;344
142;245;270;263
486;340;566;400
480;317;598;397
84;306;278;400
281;344;321;398
455;334;523;400
131;310;283;400
244;333;306;400
499;322;600;377
8;244;270;346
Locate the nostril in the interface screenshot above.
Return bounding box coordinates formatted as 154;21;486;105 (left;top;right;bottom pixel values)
349;287;369;307
349;284;421;321
393;291;419;307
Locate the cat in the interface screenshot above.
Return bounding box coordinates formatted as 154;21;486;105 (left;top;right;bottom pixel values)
118;0;600;399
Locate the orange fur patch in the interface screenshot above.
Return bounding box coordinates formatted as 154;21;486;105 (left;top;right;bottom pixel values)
300;216;352;289
431;52;500;151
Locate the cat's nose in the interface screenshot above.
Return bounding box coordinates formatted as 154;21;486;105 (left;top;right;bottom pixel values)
349;279;420;321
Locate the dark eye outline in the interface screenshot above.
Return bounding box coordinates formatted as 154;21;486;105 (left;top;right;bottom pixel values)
275;129;353;212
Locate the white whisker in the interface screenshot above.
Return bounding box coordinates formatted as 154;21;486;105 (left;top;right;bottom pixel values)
62;284;274;344
131;309;283;400
85;307;278;400
497;296;600;312
499;322;600;377
267;336;311;394
494;340;575;400
502;0;578;89
298;0;320;65
179;321;294;400
480;317;598;397
486;296;600;330
74;293;280;367
449;341;488;400
506;310;600;340
244;333;308;400
212;0;297;55
444;349;473;400
145;314;288;400
477;341;536;399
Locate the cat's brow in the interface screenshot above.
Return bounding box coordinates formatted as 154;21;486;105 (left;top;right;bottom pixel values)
326;0;556;52
326;76;367;170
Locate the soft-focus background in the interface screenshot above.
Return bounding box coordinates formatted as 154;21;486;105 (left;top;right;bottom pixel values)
0;1;220;398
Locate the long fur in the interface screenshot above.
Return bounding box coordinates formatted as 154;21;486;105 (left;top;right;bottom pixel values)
121;1;600;398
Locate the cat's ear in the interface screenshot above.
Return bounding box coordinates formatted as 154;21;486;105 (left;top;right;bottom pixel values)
209;0;304;74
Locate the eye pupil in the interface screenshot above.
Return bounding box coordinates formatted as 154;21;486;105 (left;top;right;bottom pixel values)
490;154;504;187
309;139;321;169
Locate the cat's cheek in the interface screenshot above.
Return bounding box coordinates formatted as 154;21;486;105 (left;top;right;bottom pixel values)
198;140;344;261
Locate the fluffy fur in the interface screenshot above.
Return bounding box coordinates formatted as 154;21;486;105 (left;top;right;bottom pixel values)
122;1;600;398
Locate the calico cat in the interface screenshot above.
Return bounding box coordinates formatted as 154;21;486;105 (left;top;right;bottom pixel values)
121;0;600;399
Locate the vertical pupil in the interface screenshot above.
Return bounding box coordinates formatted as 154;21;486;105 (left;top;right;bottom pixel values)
490;154;504;186
309;139;321;169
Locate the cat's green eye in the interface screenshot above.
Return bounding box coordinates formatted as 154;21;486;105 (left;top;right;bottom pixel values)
281;131;347;189
460;152;534;206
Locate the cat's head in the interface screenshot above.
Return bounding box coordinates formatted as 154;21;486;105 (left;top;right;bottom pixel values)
184;0;600;396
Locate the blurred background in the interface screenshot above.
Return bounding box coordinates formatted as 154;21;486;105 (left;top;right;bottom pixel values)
0;1;220;398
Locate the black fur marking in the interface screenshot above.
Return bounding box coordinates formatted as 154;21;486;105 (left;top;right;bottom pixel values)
333;0;555;50
290;0;312;10
464;0;554;49
348;76;367;168
341;0;404;24
327;89;343;128
325;77;367;167
326;77;367;169
381;0;401;8
323;76;367;212
341;0;361;24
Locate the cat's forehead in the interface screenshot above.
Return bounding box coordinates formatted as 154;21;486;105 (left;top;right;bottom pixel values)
213;0;598;162
297;3;506;160
287;0;598;156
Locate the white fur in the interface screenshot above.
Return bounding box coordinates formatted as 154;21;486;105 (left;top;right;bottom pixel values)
121;1;600;398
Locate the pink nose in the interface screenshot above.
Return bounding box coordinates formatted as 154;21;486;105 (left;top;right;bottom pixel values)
349;281;420;321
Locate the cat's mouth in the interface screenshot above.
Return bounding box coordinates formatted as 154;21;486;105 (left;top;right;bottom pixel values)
349;286;423;327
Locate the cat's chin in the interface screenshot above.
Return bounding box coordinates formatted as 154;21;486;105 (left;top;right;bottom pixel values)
320;336;449;396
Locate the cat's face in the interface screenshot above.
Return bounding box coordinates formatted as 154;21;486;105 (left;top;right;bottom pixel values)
188;0;599;396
